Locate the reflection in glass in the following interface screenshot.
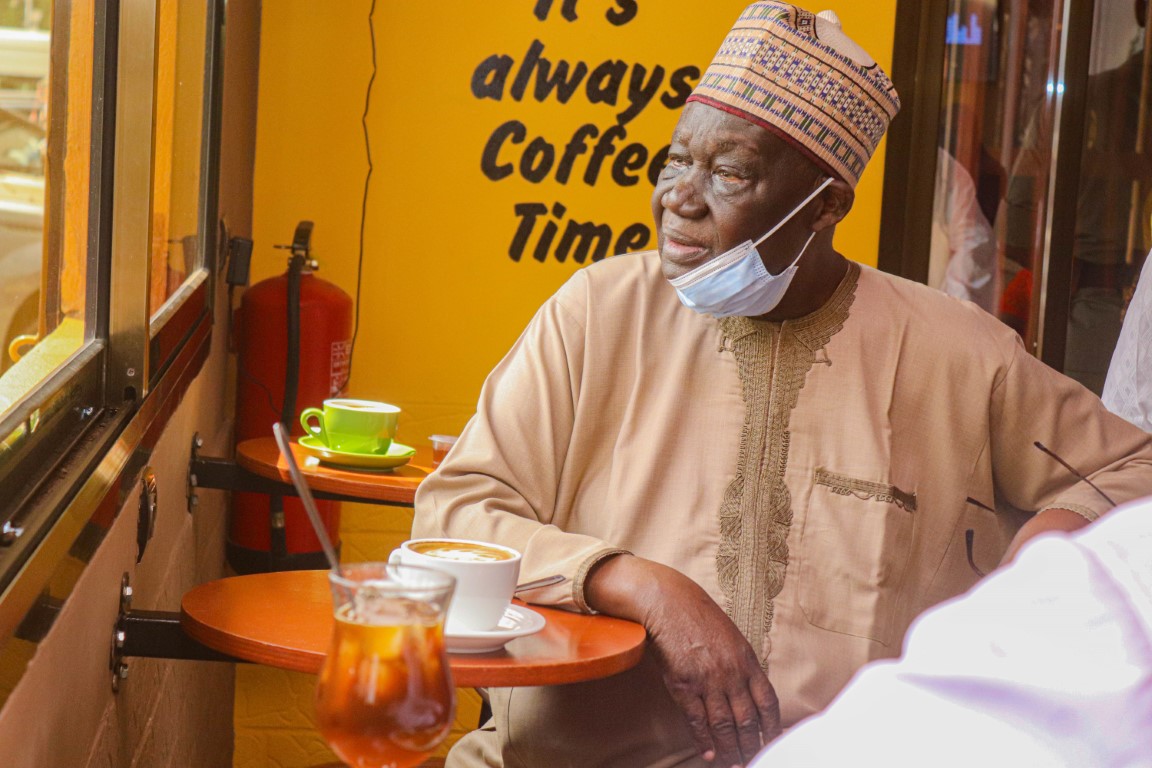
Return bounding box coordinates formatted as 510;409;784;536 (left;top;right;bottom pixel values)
931;0;1065;348
150;0;207;320
1062;1;1151;393
931;0;1152;395
0;3;92;418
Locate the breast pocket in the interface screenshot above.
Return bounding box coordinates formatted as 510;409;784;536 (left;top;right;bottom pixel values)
797;468;915;647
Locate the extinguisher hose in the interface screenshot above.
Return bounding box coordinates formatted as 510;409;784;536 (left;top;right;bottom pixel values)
283;255;303;427
270;255;304;568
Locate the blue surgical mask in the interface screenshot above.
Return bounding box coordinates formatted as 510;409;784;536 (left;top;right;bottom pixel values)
669;177;833;318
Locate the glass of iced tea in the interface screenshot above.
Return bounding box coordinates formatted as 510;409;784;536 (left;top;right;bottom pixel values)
316;563;456;768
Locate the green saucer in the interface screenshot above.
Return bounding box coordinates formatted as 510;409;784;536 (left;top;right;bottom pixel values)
297;436;416;470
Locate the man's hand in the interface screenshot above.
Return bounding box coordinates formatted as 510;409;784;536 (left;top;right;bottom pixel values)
586;554;781;766
999;507;1092;565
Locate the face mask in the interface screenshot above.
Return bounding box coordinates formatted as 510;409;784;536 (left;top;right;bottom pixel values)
669;177;834;318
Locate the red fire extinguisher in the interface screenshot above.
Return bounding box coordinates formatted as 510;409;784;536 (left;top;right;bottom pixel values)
230;221;353;573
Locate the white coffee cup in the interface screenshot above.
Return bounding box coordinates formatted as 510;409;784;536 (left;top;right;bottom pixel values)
389;538;521;633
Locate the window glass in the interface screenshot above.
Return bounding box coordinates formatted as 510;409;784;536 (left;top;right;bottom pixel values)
150;0;207;321
929;0;1063;338
1061;1;1151;393
0;1;93;413
929;0;1152;395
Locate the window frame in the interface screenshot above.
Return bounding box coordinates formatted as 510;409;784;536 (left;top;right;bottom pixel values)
0;0;225;697
148;0;223;387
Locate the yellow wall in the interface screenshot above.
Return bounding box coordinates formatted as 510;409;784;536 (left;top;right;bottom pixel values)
242;3;897;767
251;0;897;440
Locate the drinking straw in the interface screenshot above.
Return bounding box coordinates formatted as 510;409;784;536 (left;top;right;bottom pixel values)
272;422;342;574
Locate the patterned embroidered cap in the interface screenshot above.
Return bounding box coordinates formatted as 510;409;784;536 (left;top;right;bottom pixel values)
687;3;901;187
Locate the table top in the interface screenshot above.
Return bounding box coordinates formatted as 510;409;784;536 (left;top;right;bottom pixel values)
236;437;433;505
181;570;647;688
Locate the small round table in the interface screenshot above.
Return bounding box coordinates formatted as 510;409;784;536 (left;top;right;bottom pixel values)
236;437;433;506
181;570;647;687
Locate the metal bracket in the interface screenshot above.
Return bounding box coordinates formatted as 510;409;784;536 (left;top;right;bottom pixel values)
187;432;203;513
110;572;248;692
109;573;132;692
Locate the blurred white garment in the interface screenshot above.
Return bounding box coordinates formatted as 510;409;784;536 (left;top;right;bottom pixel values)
752;496;1152;767
930;148;1000;312
1103;256;1152;431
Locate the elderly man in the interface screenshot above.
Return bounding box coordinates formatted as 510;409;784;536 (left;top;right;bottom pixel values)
414;4;1152;767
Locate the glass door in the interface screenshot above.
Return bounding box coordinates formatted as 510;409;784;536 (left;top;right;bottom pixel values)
882;0;1147;395
1061;1;1150;392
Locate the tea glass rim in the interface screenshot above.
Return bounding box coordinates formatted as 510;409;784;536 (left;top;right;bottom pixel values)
328;561;457;598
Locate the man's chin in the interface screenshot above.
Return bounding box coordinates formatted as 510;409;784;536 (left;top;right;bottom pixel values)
659;254;713;281
658;256;688;282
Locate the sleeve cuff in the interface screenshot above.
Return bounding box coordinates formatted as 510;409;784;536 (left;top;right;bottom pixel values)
1039;502;1101;524
573;548;632;613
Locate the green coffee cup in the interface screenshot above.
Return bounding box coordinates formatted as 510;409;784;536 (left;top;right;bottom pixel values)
299;398;400;454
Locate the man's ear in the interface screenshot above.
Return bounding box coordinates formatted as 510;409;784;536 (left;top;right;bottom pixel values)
810;179;854;233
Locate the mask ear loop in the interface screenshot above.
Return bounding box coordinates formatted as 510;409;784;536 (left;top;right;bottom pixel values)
752;176;834;248
787;230;819;269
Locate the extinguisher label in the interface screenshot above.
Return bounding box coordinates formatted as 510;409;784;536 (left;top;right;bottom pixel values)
331;340;352;396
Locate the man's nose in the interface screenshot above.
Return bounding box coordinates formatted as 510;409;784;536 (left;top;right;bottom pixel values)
660;171;707;219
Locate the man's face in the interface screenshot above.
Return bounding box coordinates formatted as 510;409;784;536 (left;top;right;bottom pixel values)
652;101;821;281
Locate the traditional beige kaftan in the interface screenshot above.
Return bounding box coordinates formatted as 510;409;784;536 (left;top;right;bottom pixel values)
414;251;1152;768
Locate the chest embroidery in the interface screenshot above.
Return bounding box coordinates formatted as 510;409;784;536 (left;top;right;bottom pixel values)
715;263;860;666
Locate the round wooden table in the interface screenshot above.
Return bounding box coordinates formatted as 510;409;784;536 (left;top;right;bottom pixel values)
236;437;433;505
181;570;647;687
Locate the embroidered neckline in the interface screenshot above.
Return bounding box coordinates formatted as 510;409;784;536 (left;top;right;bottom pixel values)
720;261;861;344
715;261;859;667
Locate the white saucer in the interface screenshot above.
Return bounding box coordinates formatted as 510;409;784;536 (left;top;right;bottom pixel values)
445;605;546;654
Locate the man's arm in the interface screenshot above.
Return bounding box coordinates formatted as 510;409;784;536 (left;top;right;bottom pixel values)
999;507;1089;564
586;553;781;768
413;274;621;611
989;331;1152;556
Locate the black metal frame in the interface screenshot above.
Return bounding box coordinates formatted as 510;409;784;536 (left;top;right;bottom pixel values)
109;572;243;693
878;0;950;283
116;611;243;664
1033;0;1096;368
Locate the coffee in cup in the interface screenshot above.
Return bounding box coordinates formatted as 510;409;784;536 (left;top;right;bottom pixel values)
408;540;514;562
300;399;400;454
390;538;520;633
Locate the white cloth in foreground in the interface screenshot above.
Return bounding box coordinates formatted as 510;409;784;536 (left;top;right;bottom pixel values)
752;496;1152;767
1103;256;1152;431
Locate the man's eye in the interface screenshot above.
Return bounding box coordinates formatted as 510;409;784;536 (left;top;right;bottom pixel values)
661;157;689;177
714;168;743;182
